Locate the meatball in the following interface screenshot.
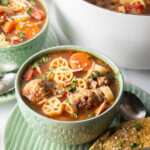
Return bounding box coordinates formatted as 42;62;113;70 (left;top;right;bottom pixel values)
87;76;109;89
22;79;52;104
69;89;103;110
97;76;109;87
87;78;98;89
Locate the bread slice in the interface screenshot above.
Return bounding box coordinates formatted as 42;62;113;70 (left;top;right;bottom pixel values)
89;117;150;150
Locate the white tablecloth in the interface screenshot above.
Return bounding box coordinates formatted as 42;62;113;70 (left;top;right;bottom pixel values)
0;1;150;149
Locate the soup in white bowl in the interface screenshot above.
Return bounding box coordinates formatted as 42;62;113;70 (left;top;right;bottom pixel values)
54;0;150;69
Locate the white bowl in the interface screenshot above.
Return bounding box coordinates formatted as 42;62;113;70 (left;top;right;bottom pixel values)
54;0;150;69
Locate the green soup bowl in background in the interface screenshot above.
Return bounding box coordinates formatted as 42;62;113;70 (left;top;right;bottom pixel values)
15;45;124;145
0;0;48;73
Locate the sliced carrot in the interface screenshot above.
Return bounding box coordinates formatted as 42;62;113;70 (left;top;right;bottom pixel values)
95;102;107;115
16;21;40;39
3;21;16;33
70;52;94;71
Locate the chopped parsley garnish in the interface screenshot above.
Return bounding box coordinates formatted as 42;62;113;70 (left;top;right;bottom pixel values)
141;141;144;147
41;72;53;81
41;76;46;81
66;83;75;92
49;67;55;72
73;113;78;118
62;68;67;71
91;71;103;80
32;56;50;69
32;61;40;69
30;0;36;6
27;7;32;15
1;0;9;6
18;30;26;39
87;113;95;119
117;141;122;147
134;124;142;131
137;135;140;139
66;80;76;92
72;80;77;84
25;25;29;28
114;71;120;82
61;90;64;95
65;99;71;105
87;55;92;59
130;142;139;148
41;56;49;62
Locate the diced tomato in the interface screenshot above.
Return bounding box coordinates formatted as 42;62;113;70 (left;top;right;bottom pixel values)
124;4;132;12
31;10;45;21
0;10;5;15
125;3;145;14
24;68;34;81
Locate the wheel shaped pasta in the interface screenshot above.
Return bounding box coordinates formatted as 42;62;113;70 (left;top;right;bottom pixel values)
75;78;87;90
117;6;126;13
130;0;146;7
100;86;114;103
54;66;73;84
63;100;77;116
50;57;68;69
9;0;25;12
42;98;63;117
0;33;11;47
119;0;133;4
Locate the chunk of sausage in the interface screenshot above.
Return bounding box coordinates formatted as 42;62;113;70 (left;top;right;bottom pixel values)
87;76;109;89
97;76;109;87
87;78;98;89
22;79;52;104
68;89;104;110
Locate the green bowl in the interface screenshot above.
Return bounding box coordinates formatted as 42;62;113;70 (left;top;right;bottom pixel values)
15;45;124;145
0;0;49;73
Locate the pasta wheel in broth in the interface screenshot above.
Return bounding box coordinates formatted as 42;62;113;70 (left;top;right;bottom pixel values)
130;0;146;7
9;0;25;12
42;98;63;117
63;100;77;116
50;57;68;69
75;78;87;90
54;66;73;85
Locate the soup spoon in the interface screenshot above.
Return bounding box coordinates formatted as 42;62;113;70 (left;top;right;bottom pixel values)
119;91;146;121
0;73;16;95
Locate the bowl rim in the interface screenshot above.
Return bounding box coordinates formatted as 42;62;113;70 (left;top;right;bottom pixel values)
0;0;49;51
15;45;124;124
82;0;150;17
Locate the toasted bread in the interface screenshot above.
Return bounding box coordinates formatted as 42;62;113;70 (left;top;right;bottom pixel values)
89;117;150;150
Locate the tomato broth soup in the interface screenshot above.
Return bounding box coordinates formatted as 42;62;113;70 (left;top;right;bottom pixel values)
0;0;46;47
85;0;150;15
21;50;120;121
